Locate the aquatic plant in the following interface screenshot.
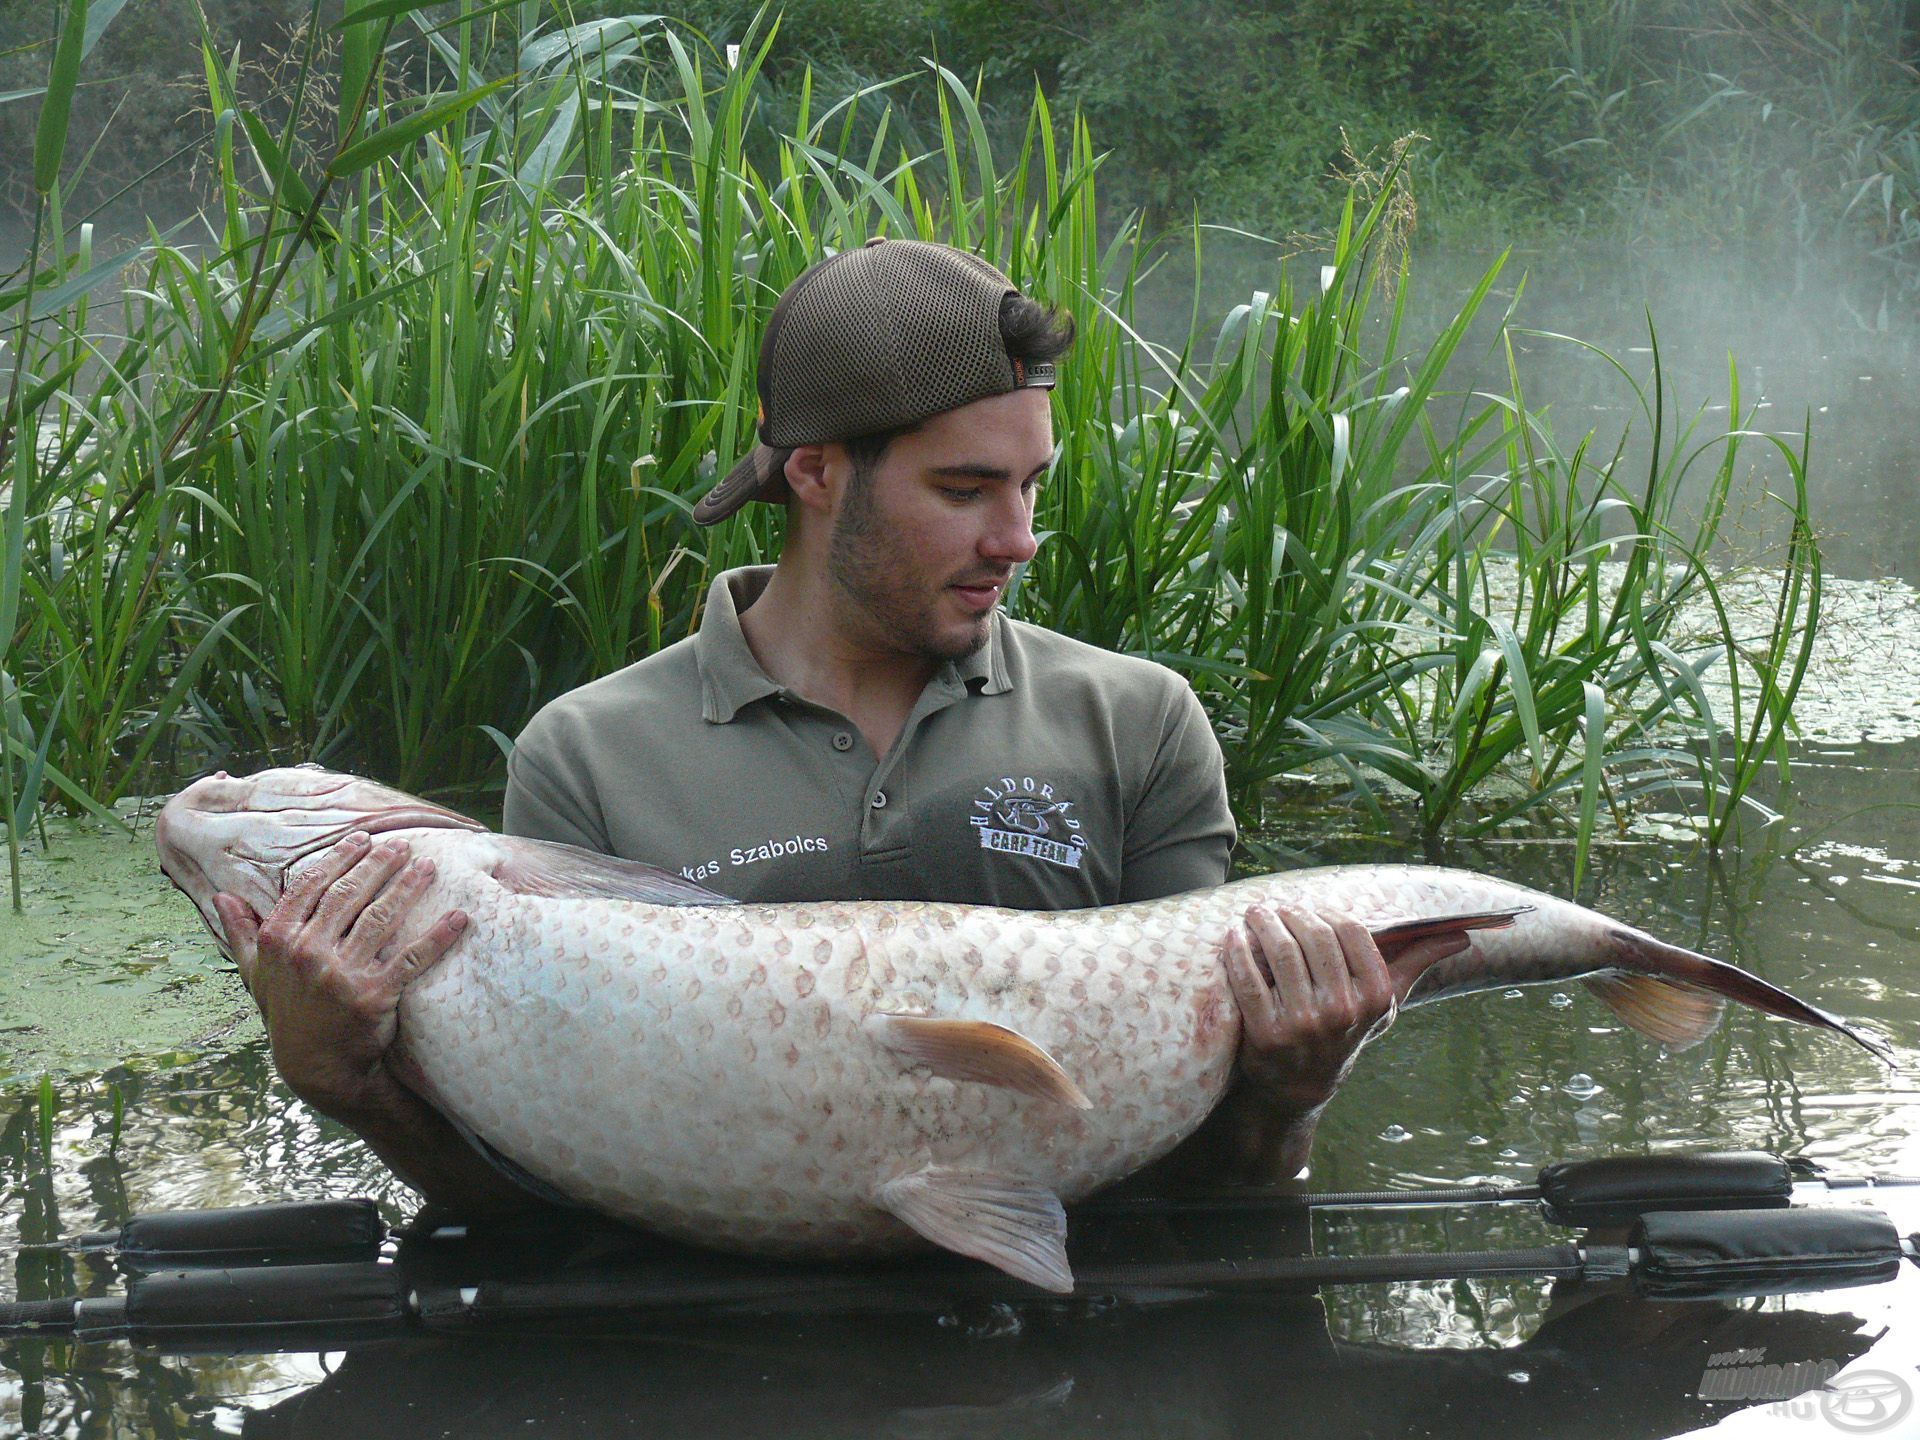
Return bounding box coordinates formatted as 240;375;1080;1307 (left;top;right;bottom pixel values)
3;0;95;910
0;0;1819;892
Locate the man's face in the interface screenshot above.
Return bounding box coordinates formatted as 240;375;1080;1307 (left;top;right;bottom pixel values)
824;386;1052;663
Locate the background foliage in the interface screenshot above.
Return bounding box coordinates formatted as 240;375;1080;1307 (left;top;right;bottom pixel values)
0;3;1821;920
3;0;1915;279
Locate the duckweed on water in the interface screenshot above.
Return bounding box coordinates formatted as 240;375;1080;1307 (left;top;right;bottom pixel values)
0;811;249;1080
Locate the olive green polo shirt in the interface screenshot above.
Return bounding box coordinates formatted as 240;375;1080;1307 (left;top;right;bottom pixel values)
503;566;1235;908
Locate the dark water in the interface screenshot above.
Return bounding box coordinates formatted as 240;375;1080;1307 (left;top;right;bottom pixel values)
6;739;1920;1438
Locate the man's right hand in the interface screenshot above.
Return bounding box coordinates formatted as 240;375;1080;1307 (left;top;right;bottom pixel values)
212;831;469;1123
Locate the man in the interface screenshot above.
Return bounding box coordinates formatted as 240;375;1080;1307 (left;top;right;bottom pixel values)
213;239;1469;1215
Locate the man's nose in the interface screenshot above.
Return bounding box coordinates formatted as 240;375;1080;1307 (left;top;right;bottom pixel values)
983;491;1039;565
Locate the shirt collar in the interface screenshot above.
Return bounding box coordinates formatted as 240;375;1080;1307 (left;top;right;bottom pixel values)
694;565;1012;723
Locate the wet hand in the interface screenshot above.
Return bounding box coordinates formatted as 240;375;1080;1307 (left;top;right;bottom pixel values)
1222;903;1472;1110
211;832;468;1120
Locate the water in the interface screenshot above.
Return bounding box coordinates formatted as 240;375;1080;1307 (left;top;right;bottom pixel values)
6;737;1920;1437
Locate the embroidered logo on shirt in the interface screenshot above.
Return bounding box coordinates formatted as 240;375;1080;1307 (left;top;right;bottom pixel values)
970;776;1086;870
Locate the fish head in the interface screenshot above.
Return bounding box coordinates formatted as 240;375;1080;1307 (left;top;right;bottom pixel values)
156;763;485;956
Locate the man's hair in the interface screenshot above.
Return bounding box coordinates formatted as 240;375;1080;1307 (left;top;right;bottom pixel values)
998;291;1077;370
842;292;1076;486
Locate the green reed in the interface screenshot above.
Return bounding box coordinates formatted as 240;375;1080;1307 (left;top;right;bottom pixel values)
0;1;1820;890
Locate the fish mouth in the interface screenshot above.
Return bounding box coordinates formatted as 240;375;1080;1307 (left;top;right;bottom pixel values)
158;850;232;960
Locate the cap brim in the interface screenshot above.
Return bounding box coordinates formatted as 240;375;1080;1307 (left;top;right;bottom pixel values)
693;444;792;525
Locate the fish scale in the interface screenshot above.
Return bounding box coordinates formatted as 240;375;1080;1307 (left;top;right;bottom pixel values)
153;766;1891;1293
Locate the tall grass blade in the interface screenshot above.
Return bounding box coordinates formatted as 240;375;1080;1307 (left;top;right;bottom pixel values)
329;77;512;176
79;0;130;60
338;0;458;24
238;110;329;244
32;0;86;194
7;678;64;838
1573;680;1607;891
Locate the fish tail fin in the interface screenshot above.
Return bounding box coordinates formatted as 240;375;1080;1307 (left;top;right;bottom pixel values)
1599;926;1896;1067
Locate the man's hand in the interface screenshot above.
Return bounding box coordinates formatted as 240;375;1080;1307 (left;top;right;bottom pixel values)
212;831;468;1122
1223;903;1472;1110
1128;903;1476;1189
212;832;540;1216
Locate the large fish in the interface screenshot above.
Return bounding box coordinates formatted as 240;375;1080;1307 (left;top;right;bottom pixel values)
156;765;1887;1292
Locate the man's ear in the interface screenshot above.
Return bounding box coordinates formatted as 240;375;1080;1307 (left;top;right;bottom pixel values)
782;444;837;514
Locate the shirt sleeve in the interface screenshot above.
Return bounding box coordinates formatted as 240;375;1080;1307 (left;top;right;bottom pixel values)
502;707;614;855
1119;679;1236;902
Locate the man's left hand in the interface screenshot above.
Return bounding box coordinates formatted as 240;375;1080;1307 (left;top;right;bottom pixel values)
1223;903;1473;1111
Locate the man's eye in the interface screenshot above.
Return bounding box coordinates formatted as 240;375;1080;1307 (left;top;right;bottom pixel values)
940;487;982;502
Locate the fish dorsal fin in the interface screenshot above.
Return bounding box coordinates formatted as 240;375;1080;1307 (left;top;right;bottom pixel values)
488;834;737;905
1585;972;1727;1048
868;1014;1092;1110
876;1165;1073;1293
1371;906;1530;946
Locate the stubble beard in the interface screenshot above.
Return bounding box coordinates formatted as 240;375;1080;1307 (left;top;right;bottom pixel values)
827;464;990;664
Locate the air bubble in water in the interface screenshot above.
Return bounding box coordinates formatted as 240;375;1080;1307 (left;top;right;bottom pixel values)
1549;992;1574;1009
1380;1124;1412;1143
1562;1073;1601;1098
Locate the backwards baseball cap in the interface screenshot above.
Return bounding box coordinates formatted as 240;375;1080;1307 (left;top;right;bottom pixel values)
692;237;1058;525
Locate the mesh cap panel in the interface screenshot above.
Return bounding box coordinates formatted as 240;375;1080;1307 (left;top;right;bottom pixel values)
696;238;1057;524
763;240;1023;447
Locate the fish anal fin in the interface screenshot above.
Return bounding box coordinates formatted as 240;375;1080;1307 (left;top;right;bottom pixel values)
876;1165;1073;1294
869;1014;1092;1110
488;834;737;905
1585;972;1727;1049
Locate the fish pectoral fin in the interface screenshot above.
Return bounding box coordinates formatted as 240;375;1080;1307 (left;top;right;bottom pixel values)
868;1014;1092;1110
1585;972;1727;1048
876;1165;1073;1294
487;834;738;905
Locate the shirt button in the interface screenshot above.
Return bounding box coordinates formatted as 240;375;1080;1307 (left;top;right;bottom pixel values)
870;791;888;810
831;731;854;752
